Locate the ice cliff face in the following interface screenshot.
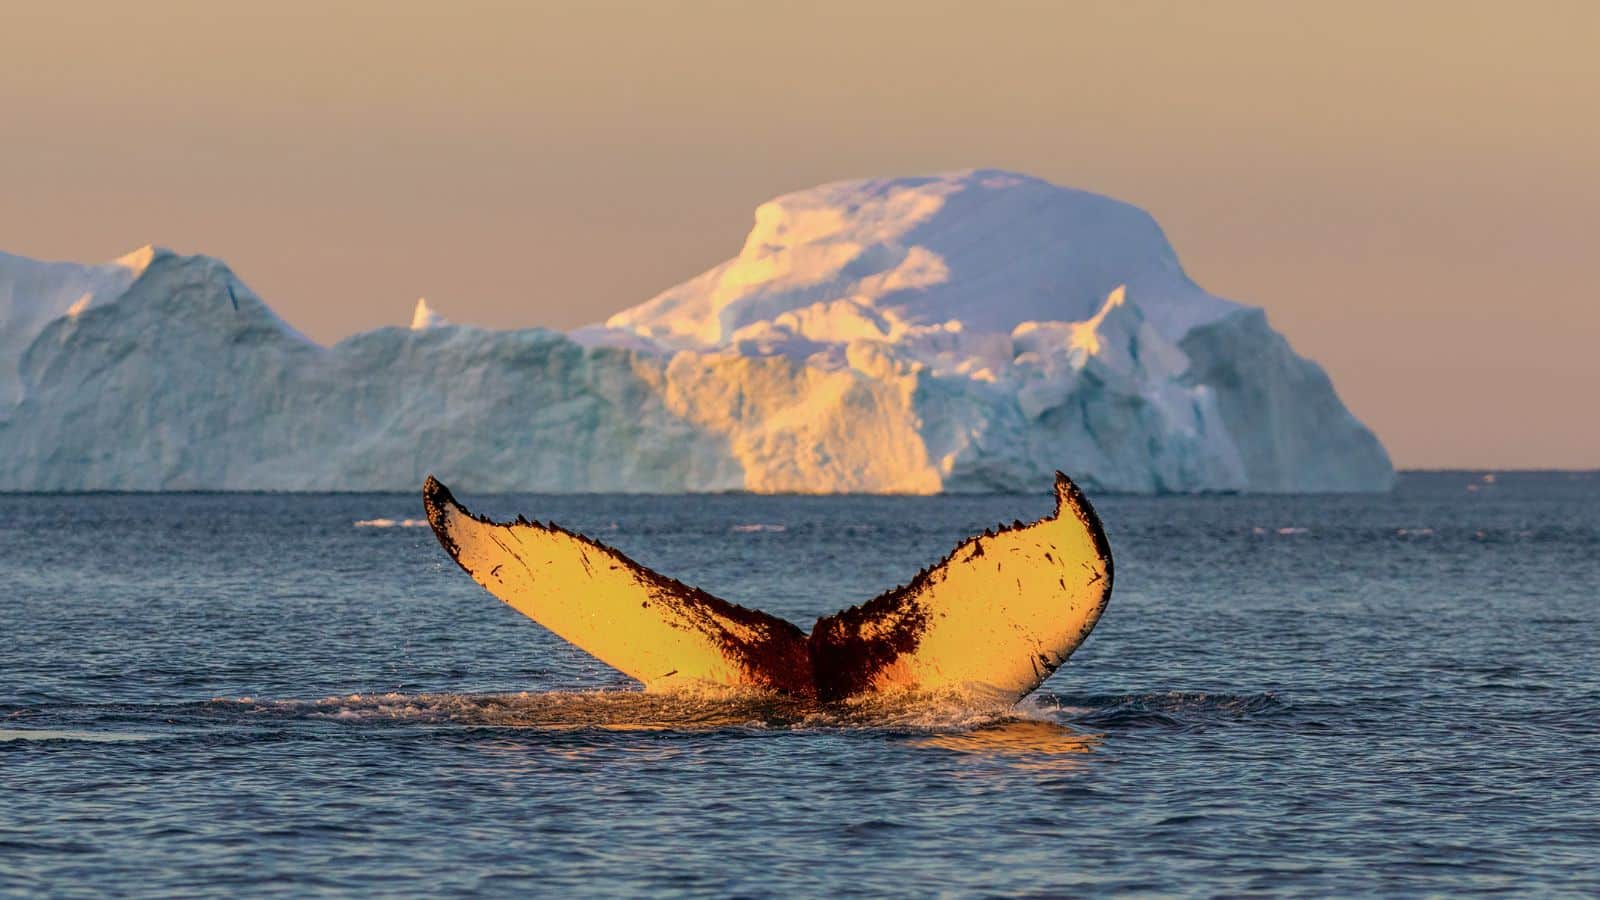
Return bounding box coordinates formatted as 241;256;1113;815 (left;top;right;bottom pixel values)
0;171;1393;492
0;246;157;419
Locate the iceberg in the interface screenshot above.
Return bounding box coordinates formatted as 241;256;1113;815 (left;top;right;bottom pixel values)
0;171;1393;493
0;246;156;419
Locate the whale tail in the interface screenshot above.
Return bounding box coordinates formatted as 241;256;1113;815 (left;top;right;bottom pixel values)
423;473;1112;705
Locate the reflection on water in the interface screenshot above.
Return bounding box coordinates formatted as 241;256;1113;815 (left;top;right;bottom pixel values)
907;719;1102;773
207;689;1110;775
908;718;1100;756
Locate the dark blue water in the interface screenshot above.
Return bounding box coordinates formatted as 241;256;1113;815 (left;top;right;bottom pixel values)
3;472;1597;896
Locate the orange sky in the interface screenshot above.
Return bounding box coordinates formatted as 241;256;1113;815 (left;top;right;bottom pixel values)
3;0;1596;469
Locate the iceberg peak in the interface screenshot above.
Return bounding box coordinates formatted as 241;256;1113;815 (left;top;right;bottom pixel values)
601;169;1239;352
113;244;175;276
0;247;165;413
410;297;450;330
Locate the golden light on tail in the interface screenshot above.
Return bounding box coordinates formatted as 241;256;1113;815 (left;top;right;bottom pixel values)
422;477;812;696
423;472;1112;706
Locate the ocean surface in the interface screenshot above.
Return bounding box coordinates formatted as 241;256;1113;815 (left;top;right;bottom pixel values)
2;472;1597;896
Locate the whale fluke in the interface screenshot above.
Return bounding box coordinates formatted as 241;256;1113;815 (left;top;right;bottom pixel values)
422;476;814;696
422;473;1112;705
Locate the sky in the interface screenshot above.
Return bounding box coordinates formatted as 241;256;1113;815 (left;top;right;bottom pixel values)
2;0;1596;469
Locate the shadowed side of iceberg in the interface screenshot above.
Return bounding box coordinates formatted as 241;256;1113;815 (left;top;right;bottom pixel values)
1179;308;1395;492
0;250;748;491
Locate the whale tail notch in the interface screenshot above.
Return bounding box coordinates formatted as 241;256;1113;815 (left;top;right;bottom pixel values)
422;472;1112;705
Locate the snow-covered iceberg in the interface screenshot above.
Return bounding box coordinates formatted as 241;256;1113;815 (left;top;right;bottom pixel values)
0;170;1393;492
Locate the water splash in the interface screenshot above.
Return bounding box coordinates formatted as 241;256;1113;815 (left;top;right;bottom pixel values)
204;688;1061;734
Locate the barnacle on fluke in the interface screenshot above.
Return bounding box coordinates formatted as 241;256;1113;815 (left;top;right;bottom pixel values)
422;472;1112;705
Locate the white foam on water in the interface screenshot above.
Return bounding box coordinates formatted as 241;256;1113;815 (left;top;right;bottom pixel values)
209;688;1042;734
